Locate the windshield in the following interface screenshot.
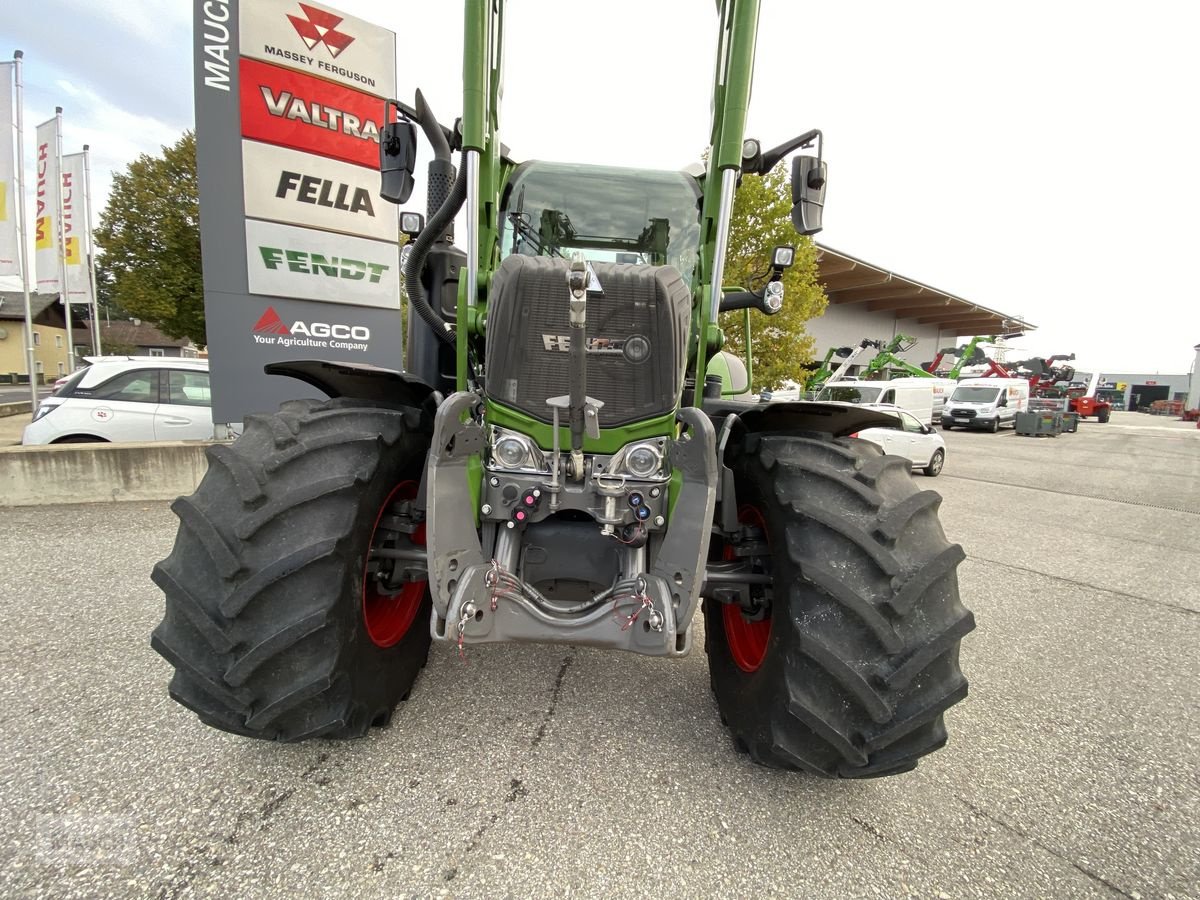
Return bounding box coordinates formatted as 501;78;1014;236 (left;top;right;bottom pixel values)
817;385;884;404
499;161;703;289
951;386;1001;403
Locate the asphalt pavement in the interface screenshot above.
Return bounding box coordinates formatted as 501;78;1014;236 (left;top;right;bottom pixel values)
0;384;52;404
0;414;1196;899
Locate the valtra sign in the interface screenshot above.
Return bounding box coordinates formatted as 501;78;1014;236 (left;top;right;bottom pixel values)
240;0;396;97
240;58;383;168
242;141;396;241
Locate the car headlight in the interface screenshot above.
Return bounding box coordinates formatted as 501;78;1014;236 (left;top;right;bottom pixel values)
609;439;668;480
32;403;59;422
488;428;548;472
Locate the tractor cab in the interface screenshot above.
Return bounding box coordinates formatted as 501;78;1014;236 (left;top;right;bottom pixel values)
498;161;703;287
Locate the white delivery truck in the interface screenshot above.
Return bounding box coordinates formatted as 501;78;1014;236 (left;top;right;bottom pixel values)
816;377;957;426
941;377;1030;431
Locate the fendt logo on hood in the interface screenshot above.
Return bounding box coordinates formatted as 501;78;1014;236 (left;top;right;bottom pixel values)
251;306;371;352
288;4;355;58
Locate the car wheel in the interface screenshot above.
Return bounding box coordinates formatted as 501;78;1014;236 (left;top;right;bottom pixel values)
923;448;945;477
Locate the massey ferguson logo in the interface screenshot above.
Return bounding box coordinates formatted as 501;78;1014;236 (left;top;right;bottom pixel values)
252;306;371;352
288;4;355;58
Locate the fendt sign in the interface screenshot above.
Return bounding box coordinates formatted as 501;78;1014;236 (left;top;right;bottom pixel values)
245;219;400;307
194;0;399;424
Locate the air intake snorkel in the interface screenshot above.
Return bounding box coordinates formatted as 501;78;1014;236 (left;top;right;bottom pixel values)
380;90;463;349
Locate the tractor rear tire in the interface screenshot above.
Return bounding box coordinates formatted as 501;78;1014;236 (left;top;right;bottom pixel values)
1097;408;1111;423
704;433;974;778
151;397;433;741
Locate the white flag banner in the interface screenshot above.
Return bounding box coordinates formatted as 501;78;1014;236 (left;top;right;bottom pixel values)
35;117;61;294
62;152;90;302
0;63;18;275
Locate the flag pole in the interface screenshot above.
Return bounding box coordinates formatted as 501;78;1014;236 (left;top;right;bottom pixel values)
54;106;72;373
82;143;100;355
13;51;38;411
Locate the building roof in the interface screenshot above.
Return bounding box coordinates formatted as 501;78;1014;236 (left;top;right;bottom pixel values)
72;319;193;348
815;245;1036;337
0;291;60;321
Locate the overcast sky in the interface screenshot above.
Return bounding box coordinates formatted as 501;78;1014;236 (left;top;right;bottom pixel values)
3;0;1197;373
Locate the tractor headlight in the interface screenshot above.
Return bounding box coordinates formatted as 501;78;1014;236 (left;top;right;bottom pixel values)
626;445;661;478
609;440;668;480
488;428;549;472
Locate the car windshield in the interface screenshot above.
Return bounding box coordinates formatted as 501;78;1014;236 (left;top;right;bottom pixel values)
951;386;1001;402
53;367;90;395
818;385;884;404
498;161;703;289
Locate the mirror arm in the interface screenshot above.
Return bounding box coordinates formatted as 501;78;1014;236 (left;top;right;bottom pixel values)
759;129;822;176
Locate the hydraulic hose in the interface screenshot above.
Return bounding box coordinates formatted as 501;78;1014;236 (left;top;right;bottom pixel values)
403;161;466;347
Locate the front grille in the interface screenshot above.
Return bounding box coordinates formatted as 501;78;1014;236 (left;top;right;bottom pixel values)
948;408;976;418
484;256;691;427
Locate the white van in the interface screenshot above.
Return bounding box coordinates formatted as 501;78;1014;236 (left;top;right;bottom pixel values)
816;377;956;426
942;377;1030;432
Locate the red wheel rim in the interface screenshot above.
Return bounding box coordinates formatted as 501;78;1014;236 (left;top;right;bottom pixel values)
722;504;772;673
362;481;427;648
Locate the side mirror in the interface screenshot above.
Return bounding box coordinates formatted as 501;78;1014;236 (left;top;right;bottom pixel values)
791;155;827;236
380;101;417;204
921;424;933;434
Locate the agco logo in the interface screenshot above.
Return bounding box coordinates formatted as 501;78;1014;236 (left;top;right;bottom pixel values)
288;4;355;58
252;307;371;350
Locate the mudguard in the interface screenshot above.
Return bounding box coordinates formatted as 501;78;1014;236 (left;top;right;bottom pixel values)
703;398;903;438
265;359;435;410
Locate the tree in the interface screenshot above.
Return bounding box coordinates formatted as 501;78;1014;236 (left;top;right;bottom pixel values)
718;166;827;391
95;132;204;346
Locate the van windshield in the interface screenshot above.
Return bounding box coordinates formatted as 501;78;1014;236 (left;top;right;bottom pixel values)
951;386;1001;403
818;385;883;403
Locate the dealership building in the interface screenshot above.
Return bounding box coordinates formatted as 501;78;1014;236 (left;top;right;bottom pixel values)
808;245;1035;371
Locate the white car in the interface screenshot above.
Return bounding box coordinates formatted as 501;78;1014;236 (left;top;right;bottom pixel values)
850;406;947;477
23;358;213;445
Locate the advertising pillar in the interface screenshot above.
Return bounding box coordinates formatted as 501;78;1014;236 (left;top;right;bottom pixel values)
194;0;402;425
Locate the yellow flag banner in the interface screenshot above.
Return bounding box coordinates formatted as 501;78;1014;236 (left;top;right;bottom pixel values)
34;116;61;293
0;63;18;275
62;151;90;302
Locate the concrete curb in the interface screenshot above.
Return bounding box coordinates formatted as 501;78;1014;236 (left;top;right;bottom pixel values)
0;441;211;507
0;401;32;418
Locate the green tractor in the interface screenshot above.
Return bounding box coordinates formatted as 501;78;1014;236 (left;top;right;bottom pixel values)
152;0;973;777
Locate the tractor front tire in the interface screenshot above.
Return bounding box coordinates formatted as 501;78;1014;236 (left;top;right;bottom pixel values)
1097;408;1111;423
151;397;433;741
704;434;974;778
